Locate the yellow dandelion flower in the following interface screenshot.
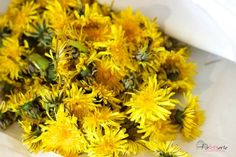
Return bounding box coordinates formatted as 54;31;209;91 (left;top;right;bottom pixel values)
4;78;44;119
121;119;146;155
10;1;39;33
64;83;98;119
8;0;26;8
145;141;190;157
11;0;47;11
45;38;77;80
35;0;49;8
61;22;82;41
0;37;22;60
0;56;21;80
94;25;135;71
113;7;162;45
139;15;163;43
75;48;108;76
95;59;125;93
0;37;25;79
19;120;42;153
91;83;121;106
0;14;8;28
138;120;178;142
112;8;142;43
158;48;196;92
125;140;146;156
82;3;111;25
83;107;124;131
72;3;111;41
125;75;177;124
24;77;44;93
86;126;128;157
108;25;133;70
39;85;64;106
134;40;164;73
44;0;71;35
81;24;110;42
180;93;205;141
39;105;87;156
38;84;64;119
57;0;81;9
7;88;37;112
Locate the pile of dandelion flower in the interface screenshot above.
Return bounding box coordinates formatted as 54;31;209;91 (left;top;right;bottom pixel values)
0;0;205;156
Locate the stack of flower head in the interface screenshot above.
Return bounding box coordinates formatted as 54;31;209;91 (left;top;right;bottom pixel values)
0;0;205;157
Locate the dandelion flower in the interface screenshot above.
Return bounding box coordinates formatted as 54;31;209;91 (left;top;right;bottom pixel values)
73;3;111;41
138;120;178;142
145;141;190;157
82;3;111;26
0;56;22;80
10;1;39;33
64;83;98;119
7;89;37;112
112;8;142;43
86;126;128;157
121;119;146;155
58;0;81;9
139;15;163;43
94;25;135;71
178;93;205;141
95;59;125;93
38;85;64;119
19;120;42;153
91;83;121;106
134;40;163;73
0;37;25;79
158;48;196;92
83;107;125;131
82;3;111;41
0;15;10;47
44;0;70;36
125;75;177;124
125;140;146;156
40;105;88;156
45;38;77;80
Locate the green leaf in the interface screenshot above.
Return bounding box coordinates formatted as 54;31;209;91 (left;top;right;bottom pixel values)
68;40;88;53
29;53;50;72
